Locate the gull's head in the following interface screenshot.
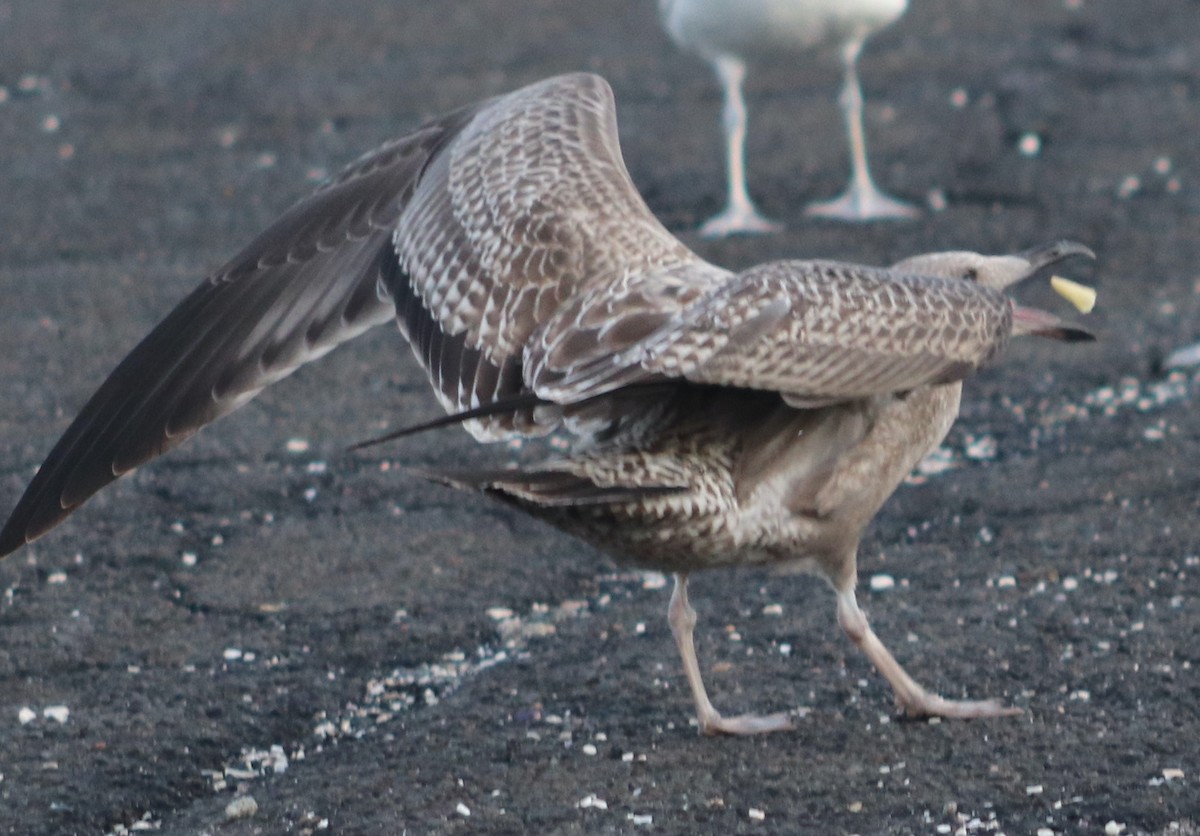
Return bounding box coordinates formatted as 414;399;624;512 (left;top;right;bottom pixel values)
893;240;1098;343
891;240;1096;291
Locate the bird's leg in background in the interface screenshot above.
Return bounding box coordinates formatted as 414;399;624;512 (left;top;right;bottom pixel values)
668;572;795;735
835;586;1021;719
805;35;919;221
699;55;782;238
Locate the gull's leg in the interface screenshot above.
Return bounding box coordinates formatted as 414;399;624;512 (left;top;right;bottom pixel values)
698;55;783;238
668;572;794;735
836;586;1020;719
806;36;920;221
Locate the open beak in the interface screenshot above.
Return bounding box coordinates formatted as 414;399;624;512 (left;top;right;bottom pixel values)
1012;240;1098;342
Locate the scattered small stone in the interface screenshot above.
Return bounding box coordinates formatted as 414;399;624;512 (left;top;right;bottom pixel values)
455;802;471;817
1116;175;1141;199
964;434;997;461
578;793;608;810
43;705;69;724
1037;829;1055;836
486;607;514;620
224;648;243;661
17;707;36;725
848;801;863;813
1062;577;1079;591
1162;767;1185;781
582;743;597;756
949;87;969;108
762;603;783;616
180;551;197;567
1018;132;1041;157
641;571;667;589
1105;821;1125;835
748;808;766;821
627;812;653;826
1164;342;1200;370
285;438;310;453
47;571;67;584
224;795;258;821
1026;784;1043;795
869;574;895;591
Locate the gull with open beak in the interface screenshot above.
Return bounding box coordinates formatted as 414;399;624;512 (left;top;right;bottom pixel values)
0;74;1095;735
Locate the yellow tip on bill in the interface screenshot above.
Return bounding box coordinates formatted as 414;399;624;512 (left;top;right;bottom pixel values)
1050;275;1097;314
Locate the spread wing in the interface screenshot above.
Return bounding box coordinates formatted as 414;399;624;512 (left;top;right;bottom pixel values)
386;72;714;439
2;72;715;554
527;259;1014;407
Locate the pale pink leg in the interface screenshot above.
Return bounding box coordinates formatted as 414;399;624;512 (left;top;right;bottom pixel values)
697;55;783;238
805;36;920;221
836;587;1020;719
668;573;794;735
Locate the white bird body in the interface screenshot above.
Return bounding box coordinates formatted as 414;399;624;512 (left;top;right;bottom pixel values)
659;0;907;61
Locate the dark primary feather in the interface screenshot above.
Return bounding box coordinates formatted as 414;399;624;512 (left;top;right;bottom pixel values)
0;103;476;554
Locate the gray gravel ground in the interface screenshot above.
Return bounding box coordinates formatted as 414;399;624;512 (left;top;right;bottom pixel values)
1;1;1198;833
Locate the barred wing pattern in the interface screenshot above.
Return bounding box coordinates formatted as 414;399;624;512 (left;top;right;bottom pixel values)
389;73;709;438
527;259;1013;407
0;73;714;553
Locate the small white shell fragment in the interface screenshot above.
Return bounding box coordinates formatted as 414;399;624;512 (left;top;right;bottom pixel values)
627;813;653;826
748;808;766;821
455;802;471;817
1018;132;1041;157
582;743;597;756
578;793;608;810
641;571;667;589
223;648;243;661
869;574;895;591
486;607;514;620
1105;821;1125;835
1162;767;1185;780
1050;275;1097;313
43;705;69;724
1026;784;1043;795
225;795;258;821
47;572;67;584
285;438;310;453
17;707;36;725
761;604;783;616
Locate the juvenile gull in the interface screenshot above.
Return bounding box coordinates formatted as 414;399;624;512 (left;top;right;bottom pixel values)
659;0;919;236
0;73;1094;735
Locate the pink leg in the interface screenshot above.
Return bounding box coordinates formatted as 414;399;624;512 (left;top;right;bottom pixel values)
668;573;794;735
836;587;1020;719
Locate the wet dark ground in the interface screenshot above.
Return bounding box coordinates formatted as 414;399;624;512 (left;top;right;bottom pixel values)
1;1;1199;833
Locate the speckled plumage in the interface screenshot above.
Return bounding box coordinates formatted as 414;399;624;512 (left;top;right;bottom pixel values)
0;73;1093;734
